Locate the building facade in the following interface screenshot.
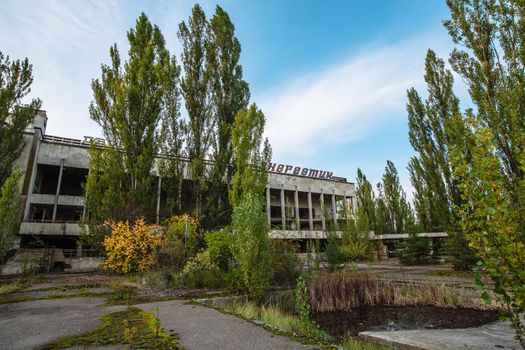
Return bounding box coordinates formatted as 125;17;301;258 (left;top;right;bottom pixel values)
14;111;356;250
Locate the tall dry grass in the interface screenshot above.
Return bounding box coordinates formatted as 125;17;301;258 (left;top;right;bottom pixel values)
308;272;492;313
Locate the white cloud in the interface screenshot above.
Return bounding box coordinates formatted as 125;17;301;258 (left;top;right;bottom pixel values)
256;34;452;163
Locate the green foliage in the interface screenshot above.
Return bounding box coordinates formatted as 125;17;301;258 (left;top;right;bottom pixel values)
205;5;250;229
380;161;412;234
270;239;301;287
85;13;176;229
406;49;476;269
179;4;213;219
294;275;310;322
181;250;226;289
156;214;201;270
228;301;332;344
325;233;347;270
0;169;22;260
398;232;433;265
229;103;271;207
356;169;376;231
40;307;180;349
231;191;273;301
0;52;41;187
204;229;232;271
341;206;373;262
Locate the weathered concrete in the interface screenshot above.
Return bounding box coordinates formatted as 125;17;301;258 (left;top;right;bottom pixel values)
359;321;522;350
0;297;126;350
136;300;317;350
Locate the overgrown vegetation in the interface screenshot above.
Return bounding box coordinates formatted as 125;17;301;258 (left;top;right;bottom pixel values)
102;219;162;273
39;307;180;350
227;300;333;344
0;169;22;261
307;272;492;313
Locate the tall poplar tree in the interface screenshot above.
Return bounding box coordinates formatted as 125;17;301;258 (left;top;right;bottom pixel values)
85;13;174;229
355;168;376;231
179;4;213;220
381;161;411;234
443;0;525;342
205;5;250;228
0;52;41;186
406;49;476;269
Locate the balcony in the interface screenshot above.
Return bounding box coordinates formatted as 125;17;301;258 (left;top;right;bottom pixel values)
19;222;82;236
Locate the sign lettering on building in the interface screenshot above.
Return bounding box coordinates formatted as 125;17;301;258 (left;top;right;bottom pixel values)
268;162;339;180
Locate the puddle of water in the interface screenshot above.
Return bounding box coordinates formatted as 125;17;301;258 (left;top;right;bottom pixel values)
312;305;499;338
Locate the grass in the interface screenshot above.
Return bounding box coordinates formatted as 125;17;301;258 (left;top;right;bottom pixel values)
0;278;26;294
340;338;391;350
426;270;474;278
0;291;114;305
228;301;333;343
224;300;391;349
38;307;181;349
308;271;492;313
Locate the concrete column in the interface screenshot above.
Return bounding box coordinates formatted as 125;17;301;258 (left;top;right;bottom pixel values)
76;243;83;258
52;159;65;222
266;187;271;227
156;176;162;224
280;186;286;230
352;195;357;214
294;187;299;230
320;189;326;230
308;188;313;230
342;191;348;219
332;190;338;229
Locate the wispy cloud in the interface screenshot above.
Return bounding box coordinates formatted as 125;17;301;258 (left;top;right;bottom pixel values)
257;34;452;163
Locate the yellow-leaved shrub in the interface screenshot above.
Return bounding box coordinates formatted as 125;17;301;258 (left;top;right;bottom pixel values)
103;218;161;273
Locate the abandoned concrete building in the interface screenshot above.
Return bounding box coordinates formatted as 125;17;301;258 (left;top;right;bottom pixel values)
13;111;357;253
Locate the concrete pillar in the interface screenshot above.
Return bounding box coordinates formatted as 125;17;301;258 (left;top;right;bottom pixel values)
320;189;326;230
308;188;313;230
52;159;65;222
342;191;348;219
294;187;299;230
280;186;286;230
76;243;83;258
156;176;162;224
332;190;338;229
266;187;271;227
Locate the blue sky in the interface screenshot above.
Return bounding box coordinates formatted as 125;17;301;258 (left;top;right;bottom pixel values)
0;0;464;200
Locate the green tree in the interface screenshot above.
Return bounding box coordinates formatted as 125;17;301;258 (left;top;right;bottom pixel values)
229;104;271;207
158;54;185;217
374;183;393;235
0;169;22;260
356;168;376;231
179;4;213;220
398;231;433;265
231;191;273;301
0;52;41;186
442;0;525;343
406;49;476;269
205;5;250;229
341;205;372;261
229;102;272;300
85;13;175;230
381;161;411;234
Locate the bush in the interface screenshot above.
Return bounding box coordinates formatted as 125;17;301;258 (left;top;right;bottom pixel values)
325;233;347;270
156;214;200;270
0;169;22;261
102;218;161;273
231;191;273;300
398;232;433;265
142;269;179;290
270;239;301;287
204;229;232;271
181;250;225;289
